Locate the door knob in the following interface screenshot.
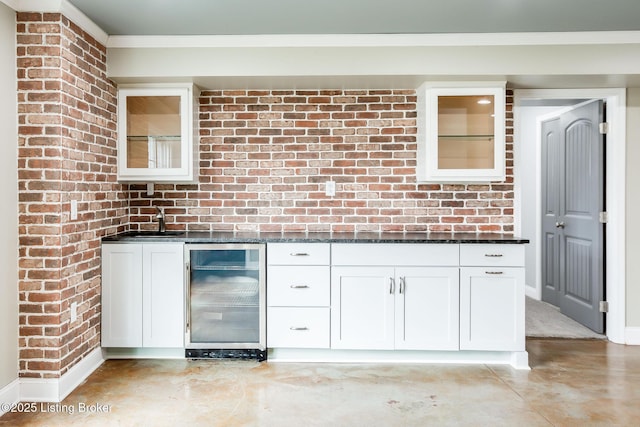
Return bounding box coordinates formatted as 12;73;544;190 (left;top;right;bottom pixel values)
555;221;565;229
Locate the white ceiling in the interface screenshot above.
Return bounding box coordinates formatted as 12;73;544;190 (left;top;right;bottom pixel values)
39;0;640;89
67;0;640;36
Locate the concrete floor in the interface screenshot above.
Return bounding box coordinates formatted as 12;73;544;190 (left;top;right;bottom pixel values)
1;339;639;426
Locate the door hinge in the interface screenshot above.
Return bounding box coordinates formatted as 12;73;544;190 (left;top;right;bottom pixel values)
599;212;608;224
599;301;609;313
599;122;609;134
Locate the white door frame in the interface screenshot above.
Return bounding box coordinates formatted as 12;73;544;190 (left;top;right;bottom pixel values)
513;88;626;344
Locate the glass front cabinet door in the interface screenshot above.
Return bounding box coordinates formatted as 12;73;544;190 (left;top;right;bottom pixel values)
417;83;506;182
117;84;198;182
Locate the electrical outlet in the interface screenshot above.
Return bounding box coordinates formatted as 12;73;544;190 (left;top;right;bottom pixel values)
325;180;336;197
70;200;78;220
70;302;77;323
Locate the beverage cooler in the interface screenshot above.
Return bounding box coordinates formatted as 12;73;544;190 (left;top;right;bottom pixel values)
184;244;266;360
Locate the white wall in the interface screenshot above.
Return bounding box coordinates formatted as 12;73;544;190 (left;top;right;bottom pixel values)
0;1;18;392
626;88;640;328
106;40;640;90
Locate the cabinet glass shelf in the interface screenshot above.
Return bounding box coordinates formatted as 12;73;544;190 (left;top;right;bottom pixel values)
127;135;181;139
439;135;495;139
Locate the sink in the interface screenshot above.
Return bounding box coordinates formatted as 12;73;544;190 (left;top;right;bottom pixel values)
124;231;185;238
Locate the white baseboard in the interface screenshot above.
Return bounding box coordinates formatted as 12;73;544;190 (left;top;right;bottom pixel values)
0;378;20;416
268;348;531;370
20;347;104;403
59;347;104;401
19;378;59;403
524;286;539;300
625;327;640;345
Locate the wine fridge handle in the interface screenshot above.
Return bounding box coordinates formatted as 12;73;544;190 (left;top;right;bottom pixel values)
185;262;190;334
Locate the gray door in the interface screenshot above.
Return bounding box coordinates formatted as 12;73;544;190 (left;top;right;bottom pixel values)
541;100;605;333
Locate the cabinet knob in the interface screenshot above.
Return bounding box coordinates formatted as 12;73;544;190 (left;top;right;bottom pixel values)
399;277;406;294
389;277;395;294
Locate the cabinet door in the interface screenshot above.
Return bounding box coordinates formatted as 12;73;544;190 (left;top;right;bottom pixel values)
460;267;525;351
117;84;197;182
101;244;143;347
394;267;459;350
143;243;185;348
417;83;506;182
331;267;395;350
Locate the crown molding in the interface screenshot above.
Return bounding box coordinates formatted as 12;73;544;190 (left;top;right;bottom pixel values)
107;31;640;49
0;0;18;10
6;0;108;45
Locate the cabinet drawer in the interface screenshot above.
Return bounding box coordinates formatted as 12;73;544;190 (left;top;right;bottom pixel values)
460;267;525;351
267;243;330;265
460;244;524;267
331;243;459;266
267;307;330;348
267;266;330;307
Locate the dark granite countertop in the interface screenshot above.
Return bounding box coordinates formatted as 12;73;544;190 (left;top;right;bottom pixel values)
102;231;529;244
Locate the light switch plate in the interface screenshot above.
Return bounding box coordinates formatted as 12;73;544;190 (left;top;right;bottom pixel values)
325;180;336;197
70;200;78;220
70;302;77;322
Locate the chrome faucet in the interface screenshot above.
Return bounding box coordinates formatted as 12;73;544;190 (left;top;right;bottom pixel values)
155;206;166;233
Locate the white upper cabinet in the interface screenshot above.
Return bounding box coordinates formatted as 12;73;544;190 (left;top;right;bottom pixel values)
117;84;198;182
417;82;506;182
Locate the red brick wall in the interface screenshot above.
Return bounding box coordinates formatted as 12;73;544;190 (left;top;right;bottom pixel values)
15;13;514;380
129;89;514;233
17;13;126;378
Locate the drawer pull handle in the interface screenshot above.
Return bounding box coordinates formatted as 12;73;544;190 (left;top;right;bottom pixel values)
290;285;309;289
484;254;504;258
290;252;310;257
399;276;405;294
289;327;309;331
485;271;504;275
389;277;395;294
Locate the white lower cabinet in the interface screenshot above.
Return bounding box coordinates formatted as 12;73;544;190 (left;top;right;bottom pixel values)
101;244;143;347
102;243;184;348
330;265;460;351
330;267;395;350
330;244;460;351
142;244;185;348
266;243;331;349
267;307;330;348
267;241;528;368
459;267;525;351
395;267;460;350
459;244;526;352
